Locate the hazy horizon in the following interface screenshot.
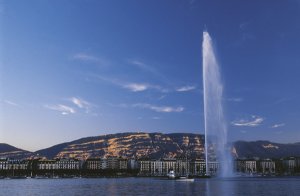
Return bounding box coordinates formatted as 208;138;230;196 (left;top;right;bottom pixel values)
1;0;300;151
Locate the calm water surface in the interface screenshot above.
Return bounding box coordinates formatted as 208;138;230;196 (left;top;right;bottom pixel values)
1;177;300;196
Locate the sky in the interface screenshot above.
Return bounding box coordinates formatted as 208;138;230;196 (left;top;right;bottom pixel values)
1;0;300;151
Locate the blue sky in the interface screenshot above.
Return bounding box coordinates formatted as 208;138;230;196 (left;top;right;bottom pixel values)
1;0;300;151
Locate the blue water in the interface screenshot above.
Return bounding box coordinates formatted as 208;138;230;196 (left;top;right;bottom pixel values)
1;177;300;196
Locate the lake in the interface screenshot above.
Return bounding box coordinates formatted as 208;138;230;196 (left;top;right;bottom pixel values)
1;177;300;195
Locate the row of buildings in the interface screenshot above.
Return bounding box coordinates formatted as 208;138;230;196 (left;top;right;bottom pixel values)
0;156;139;177
0;157;131;172
1;156;300;177
236;157;300;175
139;157;300;176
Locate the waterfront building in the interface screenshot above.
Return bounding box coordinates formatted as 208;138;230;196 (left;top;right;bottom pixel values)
296;157;300;170
207;161;219;175
150;160;163;175
138;158;215;176
138;159;165;176
235;159;257;174
118;158;128;170
85;157;128;170
190;159;206;175
259;159;276;174
0;158;29;176
175;158;189;176
85;158;101;170
100;158;108;169
282;157;296;174
0;158;9;170
56;159;80;170
107;156;119;169
0;159;29;170
128;159;138;170
161;158;177;175
139;160;151;175
38;159;57;170
3;156;300;176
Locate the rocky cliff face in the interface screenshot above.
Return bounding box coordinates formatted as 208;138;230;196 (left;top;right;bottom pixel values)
35;132;205;160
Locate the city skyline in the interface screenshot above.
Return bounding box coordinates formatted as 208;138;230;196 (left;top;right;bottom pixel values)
1;0;300;151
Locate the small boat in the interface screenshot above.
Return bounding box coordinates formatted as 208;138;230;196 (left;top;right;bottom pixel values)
166;170;194;182
34;176;49;179
167;170;176;179
175;176;195;182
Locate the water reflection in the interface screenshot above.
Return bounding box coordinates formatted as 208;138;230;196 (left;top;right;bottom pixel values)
205;177;237;196
0;177;300;195
205;179;210;196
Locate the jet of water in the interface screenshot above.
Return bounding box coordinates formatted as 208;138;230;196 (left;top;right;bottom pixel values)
202;31;233;177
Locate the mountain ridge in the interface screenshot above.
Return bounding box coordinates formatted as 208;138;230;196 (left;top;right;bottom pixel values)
233;140;300;159
0;143;33;159
1;132;300;160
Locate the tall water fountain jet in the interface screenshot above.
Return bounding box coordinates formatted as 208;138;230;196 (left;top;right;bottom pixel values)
202;31;233;177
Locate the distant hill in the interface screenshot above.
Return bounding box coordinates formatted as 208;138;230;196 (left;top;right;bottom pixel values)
35;132;205;160
0;143;32;159
1;133;300;160
233;140;300;159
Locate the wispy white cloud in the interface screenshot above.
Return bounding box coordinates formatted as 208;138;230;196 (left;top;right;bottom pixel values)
44;104;76;115
4;100;19;107
73;53;99;61
123;83;168;93
130;60;156;74
158;95;166;100
130;59;198;93
114;103;184;113
123;83;149;92
69;97;93;113
273;97;293;105
176;85;196;92
72;53;111;67
94;75;168;93
45;97;95;115
133;103;184;113
231;115;264;127
271;123;285;128
128;59;168;83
